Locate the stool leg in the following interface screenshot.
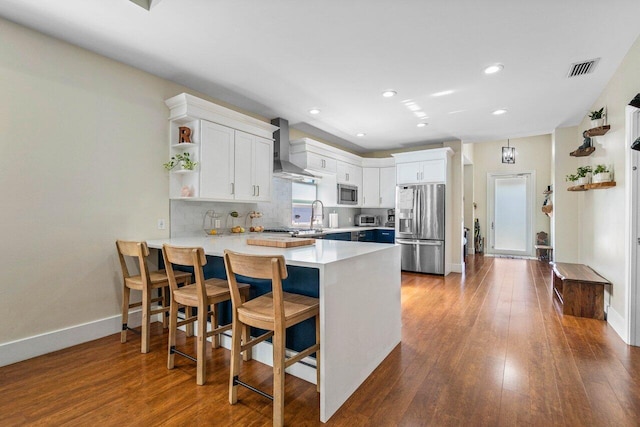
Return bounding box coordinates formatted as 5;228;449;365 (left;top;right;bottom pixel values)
240;291;251;362
161;286;169;329
167;300;178;370
273;327;286;427
185;306;194;337
196;304;207;385
229;316;242;404
141;287;151;354
211;303;220;349
121;285;131;343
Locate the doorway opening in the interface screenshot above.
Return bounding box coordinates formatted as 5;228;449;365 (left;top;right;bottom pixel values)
487;172;535;257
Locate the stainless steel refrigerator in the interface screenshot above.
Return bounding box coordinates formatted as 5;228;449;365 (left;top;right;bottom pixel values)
396;183;445;274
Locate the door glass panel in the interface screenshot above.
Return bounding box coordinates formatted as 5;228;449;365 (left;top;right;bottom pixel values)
494;176;527;251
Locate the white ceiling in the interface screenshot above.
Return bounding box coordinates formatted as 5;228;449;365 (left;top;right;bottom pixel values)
2;0;640;153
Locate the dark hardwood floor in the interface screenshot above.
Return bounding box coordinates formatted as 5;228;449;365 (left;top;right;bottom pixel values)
2;255;640;426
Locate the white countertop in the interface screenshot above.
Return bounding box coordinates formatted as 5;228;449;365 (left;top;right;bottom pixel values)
147;233;396;268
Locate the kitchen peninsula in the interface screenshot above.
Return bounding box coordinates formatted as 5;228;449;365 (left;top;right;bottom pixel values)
147;234;401;422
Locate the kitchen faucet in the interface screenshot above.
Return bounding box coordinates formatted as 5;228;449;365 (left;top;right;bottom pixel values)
310;199;324;230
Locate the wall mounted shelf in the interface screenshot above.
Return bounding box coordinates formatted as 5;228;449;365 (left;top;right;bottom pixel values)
567;181;616;191
570;146;596;157
585;181;616;190
585;125;611;137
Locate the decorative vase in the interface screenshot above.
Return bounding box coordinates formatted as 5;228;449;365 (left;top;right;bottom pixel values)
593;172;611;183
576;176;590;186
591;118;604;128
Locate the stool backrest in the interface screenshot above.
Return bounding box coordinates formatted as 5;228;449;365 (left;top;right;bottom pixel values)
223;250;288;324
162;244;207;302
116;240;151;287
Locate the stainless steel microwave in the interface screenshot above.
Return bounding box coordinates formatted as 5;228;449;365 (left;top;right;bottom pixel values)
337;183;358;205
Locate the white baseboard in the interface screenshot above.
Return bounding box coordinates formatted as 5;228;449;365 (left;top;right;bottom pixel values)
0;310;146;368
449;263;463;274
607;306;629;344
0;312;317;384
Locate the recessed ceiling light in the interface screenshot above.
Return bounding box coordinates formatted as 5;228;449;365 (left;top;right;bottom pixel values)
308;108;321;115
382;90;397;98
492;109;508;115
431;90;454;97
414;111;428;118
417;123;427;128
356;132;366;137
484;64;504;74
448;110;466;114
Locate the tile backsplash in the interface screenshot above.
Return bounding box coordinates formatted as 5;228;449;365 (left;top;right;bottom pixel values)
170;177;395;236
170;177;292;237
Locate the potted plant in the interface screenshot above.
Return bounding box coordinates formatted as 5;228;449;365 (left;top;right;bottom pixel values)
565;173;578;186
575;165;592;185
163;152;197;171
588;107;605;128
593;164;611;183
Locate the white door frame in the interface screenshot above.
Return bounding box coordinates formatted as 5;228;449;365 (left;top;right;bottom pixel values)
486;171;536;257
627;105;640;346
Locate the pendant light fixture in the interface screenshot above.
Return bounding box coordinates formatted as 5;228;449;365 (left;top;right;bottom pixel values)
502;139;515;164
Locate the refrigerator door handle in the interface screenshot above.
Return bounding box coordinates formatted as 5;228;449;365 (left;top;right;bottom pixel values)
397;239;443;246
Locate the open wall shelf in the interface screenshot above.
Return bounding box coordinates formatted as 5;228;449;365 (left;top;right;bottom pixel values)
567;181;616;191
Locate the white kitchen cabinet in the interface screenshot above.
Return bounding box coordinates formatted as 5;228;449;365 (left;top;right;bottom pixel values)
200;121;235;200
307;152;337;173
396;159;445;184
362;166;396;208
165;93;277;202
200;122;272;202
362;168;380;207
379;166;396;207
337;161;362;186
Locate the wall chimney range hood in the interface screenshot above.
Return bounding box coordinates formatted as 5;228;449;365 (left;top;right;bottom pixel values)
271;118;318;181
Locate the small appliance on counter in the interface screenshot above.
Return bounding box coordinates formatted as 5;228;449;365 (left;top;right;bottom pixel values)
385;209;395;227
329;211;339;228
356;214;379;226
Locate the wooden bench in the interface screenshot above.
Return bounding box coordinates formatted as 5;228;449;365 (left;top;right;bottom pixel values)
551;262;610;320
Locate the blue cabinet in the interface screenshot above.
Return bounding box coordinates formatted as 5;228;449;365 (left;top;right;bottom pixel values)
375;229;395;244
324;232;352;241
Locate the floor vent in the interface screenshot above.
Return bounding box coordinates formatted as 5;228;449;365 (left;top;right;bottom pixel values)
567;58;600;77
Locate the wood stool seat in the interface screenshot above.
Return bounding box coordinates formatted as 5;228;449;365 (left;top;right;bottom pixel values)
116;240;191;354
238;292;319;328
163;244;249;385
223;249;320;427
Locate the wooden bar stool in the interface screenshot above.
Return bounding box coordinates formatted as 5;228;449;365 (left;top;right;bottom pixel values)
162;244;249;385
116;240;191;354
223;250;320;427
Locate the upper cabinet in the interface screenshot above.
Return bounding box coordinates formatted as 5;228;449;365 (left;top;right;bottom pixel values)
336;161;362;186
361;160;396;208
165;93;277;202
393;148;454;185
304;152;337;174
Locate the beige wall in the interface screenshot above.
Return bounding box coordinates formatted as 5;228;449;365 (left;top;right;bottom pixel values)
552;34;640;331
0;18;267;344
472;135;552;255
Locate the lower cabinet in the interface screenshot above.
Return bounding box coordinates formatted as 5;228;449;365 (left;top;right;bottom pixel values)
324;232;352;241
375;229;395;243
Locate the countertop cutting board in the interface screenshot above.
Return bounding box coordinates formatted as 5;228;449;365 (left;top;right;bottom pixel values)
246;236;316;248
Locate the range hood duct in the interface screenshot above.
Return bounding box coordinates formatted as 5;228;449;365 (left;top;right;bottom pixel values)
271;118;319;181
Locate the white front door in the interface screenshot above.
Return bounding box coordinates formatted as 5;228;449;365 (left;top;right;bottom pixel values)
487;172;534;257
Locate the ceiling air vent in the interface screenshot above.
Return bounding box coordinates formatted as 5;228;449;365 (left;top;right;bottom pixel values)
567;58;600;78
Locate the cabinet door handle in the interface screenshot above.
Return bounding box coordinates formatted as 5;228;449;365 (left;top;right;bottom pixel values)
417;172;420;181
231;183;235;195
379;197;382;205
347;173;350;181
256;185;260;196
252;185;256;196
